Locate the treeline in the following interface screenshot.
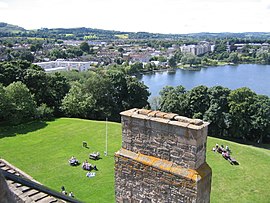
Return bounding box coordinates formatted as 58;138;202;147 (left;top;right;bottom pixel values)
1;22;270;40
1;60;269;144
0;61;149;124
156;85;270;143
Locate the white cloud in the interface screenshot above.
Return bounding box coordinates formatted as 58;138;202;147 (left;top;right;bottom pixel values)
0;0;269;33
0;1;8;9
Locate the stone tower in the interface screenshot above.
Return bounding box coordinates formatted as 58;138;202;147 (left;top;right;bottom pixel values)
115;108;212;203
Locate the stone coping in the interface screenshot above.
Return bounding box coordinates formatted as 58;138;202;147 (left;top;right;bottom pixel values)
115;148;211;182
0;159;40;183
120;108;209;130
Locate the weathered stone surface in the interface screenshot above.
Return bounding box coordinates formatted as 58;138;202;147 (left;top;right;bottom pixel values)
115;109;212;203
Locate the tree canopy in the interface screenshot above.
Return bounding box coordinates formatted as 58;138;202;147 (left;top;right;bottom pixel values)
158;85;270;143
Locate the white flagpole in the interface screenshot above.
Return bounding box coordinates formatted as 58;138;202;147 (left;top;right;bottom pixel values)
105;117;108;156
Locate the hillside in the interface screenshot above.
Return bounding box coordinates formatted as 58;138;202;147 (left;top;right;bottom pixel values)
0;118;269;202
1;22;270;40
0;22;25;33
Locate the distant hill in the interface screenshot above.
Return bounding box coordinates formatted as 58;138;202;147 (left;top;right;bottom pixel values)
0;22;25;33
0;22;270;40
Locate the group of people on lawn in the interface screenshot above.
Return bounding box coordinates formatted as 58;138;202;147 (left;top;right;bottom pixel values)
61;186;74;198
213;144;239;165
68;156;98;171
82;160;98;171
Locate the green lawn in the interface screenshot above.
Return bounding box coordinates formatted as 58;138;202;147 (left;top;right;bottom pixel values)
0;118;269;202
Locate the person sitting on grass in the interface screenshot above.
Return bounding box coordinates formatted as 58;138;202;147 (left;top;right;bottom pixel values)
222;151;239;165
69;191;74;198
225;145;231;153
93;165;98;171
69;156;79;166
82;160;92;170
61;186;67;195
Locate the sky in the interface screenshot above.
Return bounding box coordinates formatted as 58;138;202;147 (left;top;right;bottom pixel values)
0;0;270;34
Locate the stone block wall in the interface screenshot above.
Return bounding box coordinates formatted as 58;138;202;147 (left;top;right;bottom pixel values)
115;108;212;203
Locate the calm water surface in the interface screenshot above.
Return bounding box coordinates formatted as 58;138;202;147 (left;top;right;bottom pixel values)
139;64;270;98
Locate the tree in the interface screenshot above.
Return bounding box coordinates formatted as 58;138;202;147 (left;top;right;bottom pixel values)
36;103;54;120
168;56;177;68
185;85;210;118
49;48;67;60
124;76;150;109
228;87;257;140
79;42;90;53
204;86;231;137
61;82;95;118
0;83;9;122
128;62;144;74
250;95;270;143
20;51;34;62
159;85;188;115
5;81;37;124
181;53;201;67
45;72;70;115
228;52;240;64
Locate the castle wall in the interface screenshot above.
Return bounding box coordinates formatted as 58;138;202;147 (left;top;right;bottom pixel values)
115;108;212;203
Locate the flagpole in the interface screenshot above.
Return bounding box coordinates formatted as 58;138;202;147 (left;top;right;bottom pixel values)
105;117;108;156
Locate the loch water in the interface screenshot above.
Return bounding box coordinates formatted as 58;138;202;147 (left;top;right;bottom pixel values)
139;64;270;98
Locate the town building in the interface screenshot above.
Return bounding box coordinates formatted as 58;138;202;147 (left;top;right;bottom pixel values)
34;59;92;72
180;42;214;56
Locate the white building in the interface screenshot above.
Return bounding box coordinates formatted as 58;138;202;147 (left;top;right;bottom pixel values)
180;42;214;56
34;59;92;72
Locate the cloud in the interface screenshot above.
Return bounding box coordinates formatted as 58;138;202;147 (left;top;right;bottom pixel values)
0;1;8;9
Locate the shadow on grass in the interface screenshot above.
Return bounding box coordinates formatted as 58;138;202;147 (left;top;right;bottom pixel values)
0;120;52;139
209;135;270;150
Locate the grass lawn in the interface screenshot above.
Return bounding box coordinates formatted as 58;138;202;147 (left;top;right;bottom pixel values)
114;34;129;39
0;118;269;202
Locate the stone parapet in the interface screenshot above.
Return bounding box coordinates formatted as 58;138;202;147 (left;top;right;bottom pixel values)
115;149;212;203
115;108;212;203
120;108;209;169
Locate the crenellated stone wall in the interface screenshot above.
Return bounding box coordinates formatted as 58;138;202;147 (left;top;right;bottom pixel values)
115;108;212;203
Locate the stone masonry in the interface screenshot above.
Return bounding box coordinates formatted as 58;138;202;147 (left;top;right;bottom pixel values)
115;108;212;203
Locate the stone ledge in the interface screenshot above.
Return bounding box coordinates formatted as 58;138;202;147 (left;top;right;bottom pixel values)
120;108;209;129
115;148;211;182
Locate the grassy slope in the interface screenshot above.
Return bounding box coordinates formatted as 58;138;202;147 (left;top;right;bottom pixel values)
0;118;269;203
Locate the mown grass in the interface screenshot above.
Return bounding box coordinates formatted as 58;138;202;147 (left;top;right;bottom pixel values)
114;34;129;39
0;118;269;202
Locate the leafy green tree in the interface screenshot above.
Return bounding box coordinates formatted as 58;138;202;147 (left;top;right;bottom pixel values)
250;95;270;143
66;46;83;58
204;86;231;137
124;76;150;109
214;43;227;53
49;48;67;60
181;53;201;67
228;52;240;64
45;72;70;115
61;82;95;118
79;42;90;53
5;81;37;124
128;62;144;74
168;56;177;68
36;103;54;120
228;87;257;140
22;68;48;105
0;83;9;122
159;85;188;115
185;85;210;118
84;72;113;120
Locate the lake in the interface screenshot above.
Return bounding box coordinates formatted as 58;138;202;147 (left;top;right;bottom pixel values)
139;64;270;98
